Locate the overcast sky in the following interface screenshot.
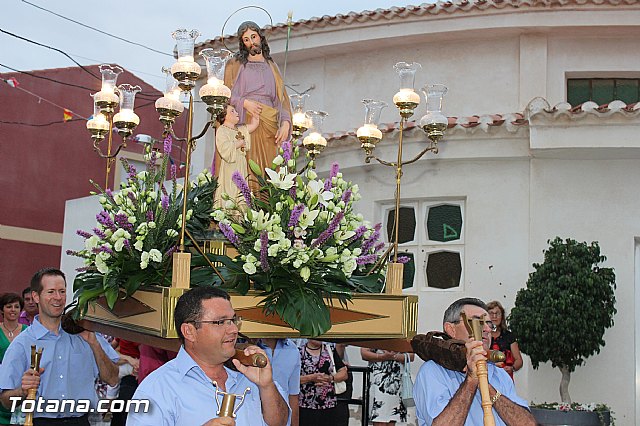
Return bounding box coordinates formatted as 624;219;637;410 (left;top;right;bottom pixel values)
2;0;415;89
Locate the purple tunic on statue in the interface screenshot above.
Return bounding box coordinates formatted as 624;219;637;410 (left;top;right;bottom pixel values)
229;61;291;125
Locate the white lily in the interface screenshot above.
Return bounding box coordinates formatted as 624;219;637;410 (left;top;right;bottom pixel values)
307;180;334;206
298;207;320;230
265;167;297;190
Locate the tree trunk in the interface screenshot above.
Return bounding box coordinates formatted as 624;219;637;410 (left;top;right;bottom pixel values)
559;365;571;403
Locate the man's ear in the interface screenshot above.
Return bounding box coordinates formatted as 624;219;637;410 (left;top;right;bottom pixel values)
181;323;197;343
443;322;456;339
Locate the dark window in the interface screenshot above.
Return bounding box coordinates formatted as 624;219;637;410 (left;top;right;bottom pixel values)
567;78;640;106
398;252;415;290
426;251;462;289
386;207;416;244
426;204;463;242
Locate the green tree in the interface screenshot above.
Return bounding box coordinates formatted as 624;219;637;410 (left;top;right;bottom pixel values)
510;237;616;403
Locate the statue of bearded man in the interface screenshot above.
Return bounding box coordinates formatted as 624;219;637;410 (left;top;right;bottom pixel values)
221;21;292;191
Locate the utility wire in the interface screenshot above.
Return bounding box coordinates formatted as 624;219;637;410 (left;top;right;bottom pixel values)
0;63;162;102
0;28;99;80
21;0;173;57
0;118;83;127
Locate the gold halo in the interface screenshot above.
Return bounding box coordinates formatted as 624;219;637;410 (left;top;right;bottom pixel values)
221;6;274;53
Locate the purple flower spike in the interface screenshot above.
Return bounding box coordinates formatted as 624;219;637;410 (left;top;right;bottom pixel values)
281;141;292;163
93;245;114;255
341;189;352;204
127;163;137;180
164;245;178;259
114;212;134;231
374;223;382;232
311;211;344;248
96;211;117;232
231;171;252;208
374;242;385;253
397;256;410;264
93;227;107;239
75;266;90;272
161;194;170;212
147;150;157;170
361;230;380;253
356;254;378;265
289;184;297;199
123;239;131;250
260;231;270;272
76;229;93;239
127;191;137;204
219;222;239;247
170;164;177;181
146;210;154;222
163;135;173;155
288;204;305;229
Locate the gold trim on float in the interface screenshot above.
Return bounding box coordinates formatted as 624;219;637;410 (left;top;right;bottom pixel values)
83;287;418;341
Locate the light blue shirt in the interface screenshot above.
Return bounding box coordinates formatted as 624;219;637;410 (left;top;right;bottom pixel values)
127;346;290;426
258;339;301;426
414;360;529;426
258;339;301;397
0;315;119;418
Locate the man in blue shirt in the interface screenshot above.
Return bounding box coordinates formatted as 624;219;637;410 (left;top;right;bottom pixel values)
127;286;289;426
0;267;119;425
257;338;301;426
413;298;536;426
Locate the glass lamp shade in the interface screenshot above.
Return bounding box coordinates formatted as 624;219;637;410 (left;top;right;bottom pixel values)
155;67;184;126
290;93;311;138
198;48;232;113
392;62;421;118
170;29;201;90
419;84;449;143
94;64;123;113
87;99;110;140
113;84;141;137
302;110;328;160
357;99;387;156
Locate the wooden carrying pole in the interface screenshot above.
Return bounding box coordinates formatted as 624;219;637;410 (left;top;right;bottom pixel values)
461;313;495;426
24;346;43;426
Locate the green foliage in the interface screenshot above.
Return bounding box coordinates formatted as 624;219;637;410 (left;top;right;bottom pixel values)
510;237;616;372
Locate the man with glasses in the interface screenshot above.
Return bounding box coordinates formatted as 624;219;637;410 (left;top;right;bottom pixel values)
413;298;535;426
127;286;289;426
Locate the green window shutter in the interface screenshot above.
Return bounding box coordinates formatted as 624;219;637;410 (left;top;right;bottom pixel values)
426;204;463;242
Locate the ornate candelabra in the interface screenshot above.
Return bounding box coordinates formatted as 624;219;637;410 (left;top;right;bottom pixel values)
87;64;141;188
357;62;448;294
87;29;231;288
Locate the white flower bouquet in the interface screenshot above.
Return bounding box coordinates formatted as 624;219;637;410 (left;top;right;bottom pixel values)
69;136;218;315
211;141;385;336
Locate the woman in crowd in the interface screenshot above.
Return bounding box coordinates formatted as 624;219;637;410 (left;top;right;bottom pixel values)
487;300;523;379
298;339;348;426
0;293;28;425
361;347;413;425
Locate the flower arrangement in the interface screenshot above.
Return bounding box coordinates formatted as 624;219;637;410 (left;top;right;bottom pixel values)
69;135;218;316
531;402;614;425
211;141;386;336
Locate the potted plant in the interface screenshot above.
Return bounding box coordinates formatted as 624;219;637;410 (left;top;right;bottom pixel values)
509;237;616;426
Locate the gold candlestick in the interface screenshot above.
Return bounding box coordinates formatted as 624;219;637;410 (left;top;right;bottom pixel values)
24;345;43;426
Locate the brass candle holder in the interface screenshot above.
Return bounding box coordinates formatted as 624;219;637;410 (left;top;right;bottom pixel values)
23;345;43;426
212;381;251;418
359;62;448;295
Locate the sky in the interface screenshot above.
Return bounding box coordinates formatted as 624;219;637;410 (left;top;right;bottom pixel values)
1;0;416;90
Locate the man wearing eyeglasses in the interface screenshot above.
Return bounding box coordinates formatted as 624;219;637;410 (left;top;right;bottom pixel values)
127;287;289;426
413;298;535;426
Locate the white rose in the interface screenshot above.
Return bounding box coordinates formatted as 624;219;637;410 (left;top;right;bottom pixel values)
134;240;144;251
149;249;162;263
114;238;125;252
243;262;257;274
272;155;284;166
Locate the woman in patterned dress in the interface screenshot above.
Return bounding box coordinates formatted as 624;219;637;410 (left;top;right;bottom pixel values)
298;339;348;426
361;348;414;425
